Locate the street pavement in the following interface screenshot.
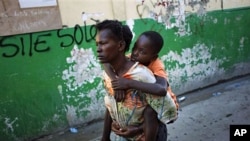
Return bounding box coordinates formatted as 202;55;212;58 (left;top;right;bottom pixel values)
36;75;250;141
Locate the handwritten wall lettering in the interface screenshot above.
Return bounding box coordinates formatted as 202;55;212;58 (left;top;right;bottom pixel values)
0;24;97;58
57;24;96;48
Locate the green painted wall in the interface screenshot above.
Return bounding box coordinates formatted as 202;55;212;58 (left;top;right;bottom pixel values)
0;8;250;140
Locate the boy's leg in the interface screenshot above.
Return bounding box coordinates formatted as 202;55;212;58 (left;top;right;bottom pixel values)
143;105;159;141
101;109;112;141
156;121;167;141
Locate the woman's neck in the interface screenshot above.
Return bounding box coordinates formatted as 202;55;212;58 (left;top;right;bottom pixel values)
110;56;133;76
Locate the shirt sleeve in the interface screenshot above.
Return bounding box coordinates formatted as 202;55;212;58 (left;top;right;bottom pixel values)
148;58;168;79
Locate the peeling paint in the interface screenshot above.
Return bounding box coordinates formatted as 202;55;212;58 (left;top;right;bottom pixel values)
62;45;102;91
63;81;106;125
172;0;191;36
61;45;105;124
139;0;209;36
196;1;208;17
161;43;226;93
66;105;79;126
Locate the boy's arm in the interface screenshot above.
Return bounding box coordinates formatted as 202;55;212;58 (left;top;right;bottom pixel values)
103;63;125;102
112;75;167;96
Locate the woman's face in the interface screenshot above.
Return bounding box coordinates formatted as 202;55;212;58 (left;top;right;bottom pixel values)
96;29;120;64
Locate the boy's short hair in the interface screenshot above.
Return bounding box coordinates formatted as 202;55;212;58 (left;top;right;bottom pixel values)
141;31;164;54
95;20;133;52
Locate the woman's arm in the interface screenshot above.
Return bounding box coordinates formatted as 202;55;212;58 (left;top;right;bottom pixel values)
111;75;167;96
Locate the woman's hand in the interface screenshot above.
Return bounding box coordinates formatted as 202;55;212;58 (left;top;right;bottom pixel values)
112;122;141;138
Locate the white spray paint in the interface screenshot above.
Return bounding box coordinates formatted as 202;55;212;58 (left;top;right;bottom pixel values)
2;117;19;140
4;117;18;132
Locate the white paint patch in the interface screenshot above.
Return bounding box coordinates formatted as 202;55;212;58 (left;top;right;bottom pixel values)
81;12;104;22
172;0;192;36
161;43;226;93
126;19;135;40
77;83;106;120
236;16;242;21
238;37;247;52
57;85;63;100
224;18;230;25
62;44;102;91
64;82;106;125
42;114;60;132
213;18;218;24
65;105;81;126
61;45;106;124
239;37;245;48
197;2;207;17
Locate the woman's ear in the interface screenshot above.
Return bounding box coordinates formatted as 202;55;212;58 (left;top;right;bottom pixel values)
118;41;126;51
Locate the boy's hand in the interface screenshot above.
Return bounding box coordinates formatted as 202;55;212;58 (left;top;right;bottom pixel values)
111;77;130;90
114;90;125;102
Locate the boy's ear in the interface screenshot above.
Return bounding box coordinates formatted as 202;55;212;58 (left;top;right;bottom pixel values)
152;54;158;60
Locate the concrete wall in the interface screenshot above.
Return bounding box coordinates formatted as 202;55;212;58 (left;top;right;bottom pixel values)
0;0;250;140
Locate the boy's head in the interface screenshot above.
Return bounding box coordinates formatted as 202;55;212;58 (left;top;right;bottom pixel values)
131;31;164;66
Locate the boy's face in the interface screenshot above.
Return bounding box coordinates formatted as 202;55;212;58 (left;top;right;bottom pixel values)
131;35;157;66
